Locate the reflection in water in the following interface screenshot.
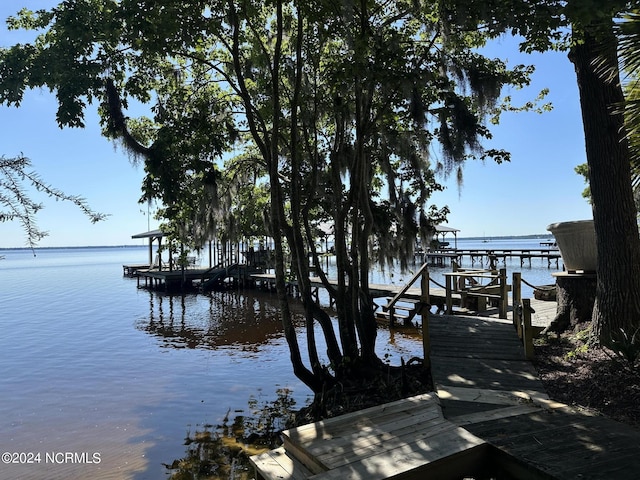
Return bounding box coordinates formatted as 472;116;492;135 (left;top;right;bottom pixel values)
164;388;298;480
137;290;304;350
134;283;427;479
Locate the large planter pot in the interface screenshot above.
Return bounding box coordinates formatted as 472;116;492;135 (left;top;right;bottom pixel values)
547;220;597;273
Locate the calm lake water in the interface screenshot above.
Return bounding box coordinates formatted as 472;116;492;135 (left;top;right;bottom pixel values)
0;239;560;479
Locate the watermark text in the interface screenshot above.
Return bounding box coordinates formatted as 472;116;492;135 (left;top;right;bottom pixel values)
2;451;101;465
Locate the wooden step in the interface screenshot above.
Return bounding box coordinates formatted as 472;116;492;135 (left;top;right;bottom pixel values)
382;304;416;312
376;310;411;321
385;297;422;305
250;446;315;480
269;394;490;480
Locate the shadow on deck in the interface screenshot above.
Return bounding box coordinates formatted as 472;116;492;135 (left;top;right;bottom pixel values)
251;313;640;479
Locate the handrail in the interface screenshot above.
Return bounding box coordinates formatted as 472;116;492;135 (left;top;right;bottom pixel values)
447;272;498;280
520;276;554;290
445;267;509;319
386;262;430;311
200;262;225;281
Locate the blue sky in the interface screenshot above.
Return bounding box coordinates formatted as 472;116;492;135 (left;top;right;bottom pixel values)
0;2;593;248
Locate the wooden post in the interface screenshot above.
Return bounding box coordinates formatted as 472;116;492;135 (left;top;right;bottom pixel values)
522;298;534;360
445;273;453;314
421;268;430;305
512;272;522;332
158;237;163;271
498;268;508;319
148;238;153;269
421;269;431;370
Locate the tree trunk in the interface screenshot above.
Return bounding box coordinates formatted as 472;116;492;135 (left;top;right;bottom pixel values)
569;23;640;345
546;273;597;334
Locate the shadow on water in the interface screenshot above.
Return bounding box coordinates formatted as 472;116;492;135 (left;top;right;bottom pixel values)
128;388;301;480
159;388;297;480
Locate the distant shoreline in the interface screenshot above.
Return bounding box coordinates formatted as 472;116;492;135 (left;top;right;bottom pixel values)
0;244;147;251
461;234;553;241
1;234;554;251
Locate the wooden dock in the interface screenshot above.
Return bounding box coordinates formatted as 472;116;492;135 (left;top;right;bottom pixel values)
418;248;562;269
251;311;640;479
251;271;553;323
131;264;264;292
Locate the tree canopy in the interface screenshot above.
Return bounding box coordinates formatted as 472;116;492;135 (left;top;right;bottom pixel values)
0;0;539;393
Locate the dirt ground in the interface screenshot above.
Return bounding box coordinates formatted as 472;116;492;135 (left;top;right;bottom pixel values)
532;323;640;429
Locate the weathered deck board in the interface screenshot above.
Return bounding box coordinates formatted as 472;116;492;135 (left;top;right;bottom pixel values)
306;426;486;480
429;314;547;417
278;394;490;480
251;446;315;480
428;312;640;479
464;410;640;479
252;394;502;480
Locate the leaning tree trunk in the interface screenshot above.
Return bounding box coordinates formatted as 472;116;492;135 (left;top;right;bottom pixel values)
570;23;640;345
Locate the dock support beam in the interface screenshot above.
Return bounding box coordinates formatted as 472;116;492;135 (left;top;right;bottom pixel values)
522;298;535;360
512;272;522;336
498;268;508;319
421;269;431;370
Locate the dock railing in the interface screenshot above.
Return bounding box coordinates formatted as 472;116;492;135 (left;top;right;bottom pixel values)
511;272;547;359
383;262;431;325
443;267;509;318
383;262;432;369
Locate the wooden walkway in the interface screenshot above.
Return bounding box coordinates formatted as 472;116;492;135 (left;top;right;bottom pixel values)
429;314;640;479
251;311;640;479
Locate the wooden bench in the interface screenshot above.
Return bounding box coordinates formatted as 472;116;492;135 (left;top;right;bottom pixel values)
463;284;507;311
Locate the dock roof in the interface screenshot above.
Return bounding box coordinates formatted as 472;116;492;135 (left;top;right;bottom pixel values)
131;229;163;240
434;225;460;233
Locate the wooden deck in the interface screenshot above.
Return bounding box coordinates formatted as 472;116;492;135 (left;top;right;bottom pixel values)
252;274;469;311
134;267;214;291
133;264;262;292
251;272;554;320
252;393;541;480
251;311;640;479
429;314;640;479
429;315;549;420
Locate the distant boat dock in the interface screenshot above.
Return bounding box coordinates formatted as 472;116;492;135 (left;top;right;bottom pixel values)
126;263;262;292
419;248;561;268
124;258;557;331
